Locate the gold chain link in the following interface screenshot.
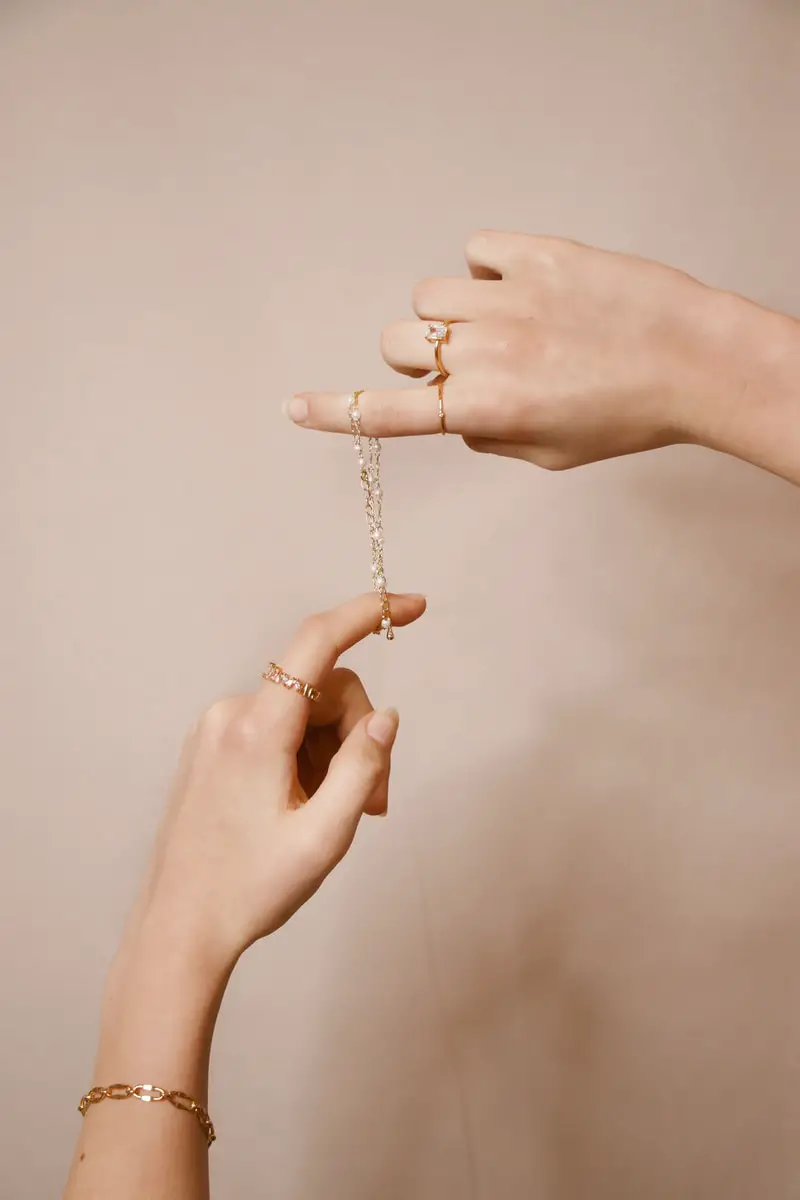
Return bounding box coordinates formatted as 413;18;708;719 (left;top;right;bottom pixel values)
78;1083;216;1147
348;391;394;640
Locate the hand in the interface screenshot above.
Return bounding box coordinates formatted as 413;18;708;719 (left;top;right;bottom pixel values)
66;594;426;1200
286;231;758;470
128;592;426;967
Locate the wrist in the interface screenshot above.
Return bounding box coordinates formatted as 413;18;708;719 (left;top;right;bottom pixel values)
95;906;237;1100
682;289;800;475
106;900;238;1039
115;894;239;991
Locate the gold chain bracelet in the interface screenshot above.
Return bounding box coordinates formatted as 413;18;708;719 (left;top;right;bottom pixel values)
78;1083;216;1147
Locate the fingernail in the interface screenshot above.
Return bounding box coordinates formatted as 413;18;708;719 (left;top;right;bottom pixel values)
283;395;308;424
367;707;399;748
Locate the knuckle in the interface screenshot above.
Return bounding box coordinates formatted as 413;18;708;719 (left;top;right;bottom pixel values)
223;706;263;753
484;320;530;366
295;816;349;874
290;824;330;878
465;228;494;257
379;321;403;361
466;228;519;276
412;276;442;316
534;446;573;472
527;233;567;259
330;666;361;689
296;612;327;651
197;697;239;746
199;697;264;755
510;236;569;278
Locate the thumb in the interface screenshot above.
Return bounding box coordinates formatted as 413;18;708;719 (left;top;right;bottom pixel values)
300;708;399;853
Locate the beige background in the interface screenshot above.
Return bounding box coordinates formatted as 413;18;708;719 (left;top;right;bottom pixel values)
2;1;800;1197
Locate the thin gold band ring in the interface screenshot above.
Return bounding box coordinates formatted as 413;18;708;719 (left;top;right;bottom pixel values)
436;375;447;435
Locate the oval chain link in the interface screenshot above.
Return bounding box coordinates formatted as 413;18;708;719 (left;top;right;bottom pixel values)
77;1083;216;1146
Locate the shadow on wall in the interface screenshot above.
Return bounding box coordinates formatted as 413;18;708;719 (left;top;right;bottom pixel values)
292;452;800;1200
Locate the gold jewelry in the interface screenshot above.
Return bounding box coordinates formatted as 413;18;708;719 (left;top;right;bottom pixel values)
436;374;447;435
262;662;321;702
78;1084;216;1148
348;391;393;639
425;321;451;377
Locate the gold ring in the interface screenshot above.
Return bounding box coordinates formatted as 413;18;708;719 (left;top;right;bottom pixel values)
425;321;451;378
262;662;322;702
436;374;447;435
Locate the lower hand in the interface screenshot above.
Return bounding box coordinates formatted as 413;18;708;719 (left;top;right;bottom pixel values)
286;231;765;470
127;591;426;969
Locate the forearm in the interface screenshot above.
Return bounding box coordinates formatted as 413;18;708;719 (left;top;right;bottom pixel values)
64;907;235;1200
689;294;800;485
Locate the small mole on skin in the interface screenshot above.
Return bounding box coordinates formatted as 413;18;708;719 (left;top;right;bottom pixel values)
79;1154;85;1162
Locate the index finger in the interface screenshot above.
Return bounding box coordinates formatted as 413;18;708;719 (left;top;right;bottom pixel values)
257;592;426;747
286;384;492;439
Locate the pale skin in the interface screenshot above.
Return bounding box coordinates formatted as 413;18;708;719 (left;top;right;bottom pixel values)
286;231;800;485
64;592;427;1200
66;232;800;1198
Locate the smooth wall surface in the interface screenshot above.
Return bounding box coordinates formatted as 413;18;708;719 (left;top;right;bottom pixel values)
2;2;800;1197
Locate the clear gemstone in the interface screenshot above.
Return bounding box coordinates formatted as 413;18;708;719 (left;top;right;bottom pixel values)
425;321;447;344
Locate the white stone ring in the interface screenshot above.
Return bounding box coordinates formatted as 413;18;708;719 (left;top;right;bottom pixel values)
424;321;451;377
261;662;322;702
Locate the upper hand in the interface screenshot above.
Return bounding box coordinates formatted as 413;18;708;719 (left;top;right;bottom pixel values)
130;592;426;966
287;231;746;469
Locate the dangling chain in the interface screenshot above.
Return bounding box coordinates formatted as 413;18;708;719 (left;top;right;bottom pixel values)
348;391;393;639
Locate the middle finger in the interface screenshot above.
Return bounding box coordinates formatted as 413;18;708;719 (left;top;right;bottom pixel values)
412;276;532;321
306;667;388;815
309;666;372;734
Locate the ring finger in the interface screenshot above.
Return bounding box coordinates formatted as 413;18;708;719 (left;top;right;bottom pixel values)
380;319;475;378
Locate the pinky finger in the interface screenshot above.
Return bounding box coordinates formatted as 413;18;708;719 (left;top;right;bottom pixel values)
463;436;531;461
464;436;570;471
